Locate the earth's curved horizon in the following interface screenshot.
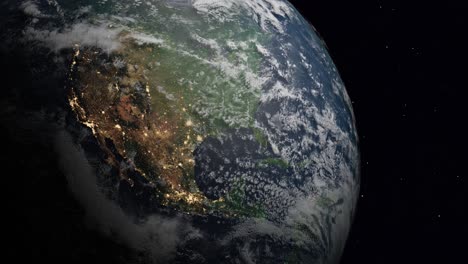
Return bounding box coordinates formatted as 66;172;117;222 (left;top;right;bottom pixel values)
2;0;360;263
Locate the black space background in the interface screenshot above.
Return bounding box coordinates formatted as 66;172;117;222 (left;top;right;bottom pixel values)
288;0;467;263
1;1;467;263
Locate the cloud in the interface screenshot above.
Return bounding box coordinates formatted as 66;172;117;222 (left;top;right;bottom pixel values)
20;1;48;18
130;32;165;46
54;130;200;262
191;0;296;32
24;22;123;53
23;20;167;54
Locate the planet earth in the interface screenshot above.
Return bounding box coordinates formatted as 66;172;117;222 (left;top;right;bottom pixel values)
1;0;359;263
